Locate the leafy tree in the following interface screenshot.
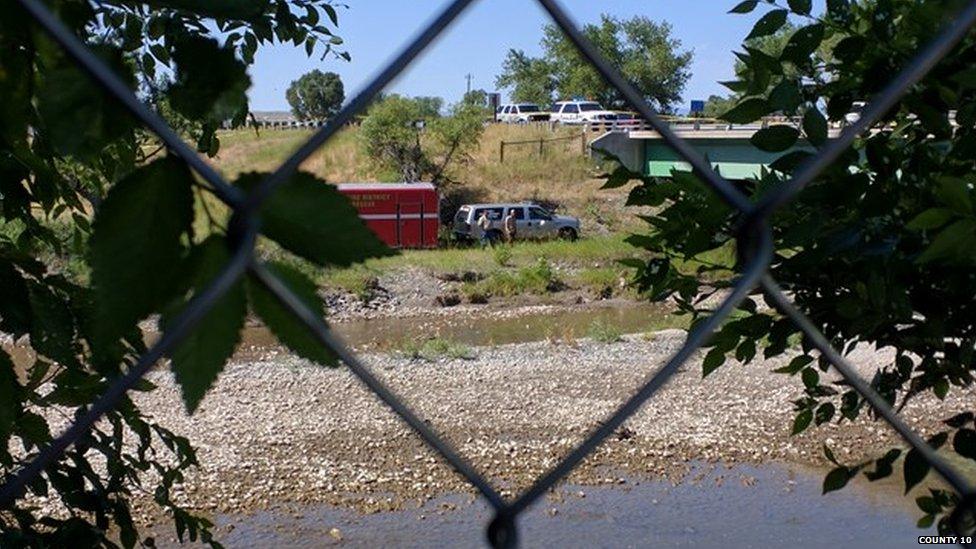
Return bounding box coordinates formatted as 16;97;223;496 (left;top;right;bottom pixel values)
286;70;345;121
611;0;976;535
700;94;738;118
496;15;692;112
462;88;488;108
358;95;485;183
495;49;557;106
0;1;392;547
413;96;445;119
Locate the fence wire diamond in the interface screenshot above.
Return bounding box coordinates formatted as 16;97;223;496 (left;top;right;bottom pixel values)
3;0;976;546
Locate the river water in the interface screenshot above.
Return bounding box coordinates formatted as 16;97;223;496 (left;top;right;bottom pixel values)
207;461;932;548
238;301;678;356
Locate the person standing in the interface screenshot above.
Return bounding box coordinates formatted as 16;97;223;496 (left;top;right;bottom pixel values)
503;208;518;244
477;210;492;247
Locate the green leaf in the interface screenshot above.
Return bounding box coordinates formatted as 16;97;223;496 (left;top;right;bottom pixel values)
729;0;759;14
801;367;820;388
907;208;955;231
735;339;756;363
769;150;812;173
246;262;337;367
826;0;849;17
787;0;812;15
27;282;77;368
815;402;835;425
601;165;639;189
169;36;251;121
702;347;727;377
792;408;813;435
954;429;976;461
721;97;771;124
903;448;930;493
865;448;902;481
17;412;51;446
165;237;246;414
323;4;339;26
37;47;135;158
144;0;265;20
746;9;788;41
803;108;828;146
751;125;800;152
945;412;974;428
91;157;193;343
0;351;19;441
823;466;852;493
951;67;976;88
236;172;393;267
773;354;813;375
781;24;824;64
917;219;976;264
917;514;935;529
0;261;31;338
768;79;802;112
934;176;973;215
823;443;838;465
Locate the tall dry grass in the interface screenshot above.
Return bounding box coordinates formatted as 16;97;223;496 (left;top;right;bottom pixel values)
209;123;640;232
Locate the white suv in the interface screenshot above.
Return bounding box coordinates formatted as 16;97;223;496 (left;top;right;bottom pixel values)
496;103;550;123
550;101;618;124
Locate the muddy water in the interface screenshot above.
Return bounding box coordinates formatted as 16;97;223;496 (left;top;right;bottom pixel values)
201;462;930;548
238;302;677;358
6;302;673;375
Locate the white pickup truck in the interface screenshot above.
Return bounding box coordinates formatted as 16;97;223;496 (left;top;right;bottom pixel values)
550;101;618;124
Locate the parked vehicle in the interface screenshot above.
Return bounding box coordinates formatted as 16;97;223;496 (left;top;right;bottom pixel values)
337;183;439;248
453;202;580;242
550;101;618;125
496;103;550;123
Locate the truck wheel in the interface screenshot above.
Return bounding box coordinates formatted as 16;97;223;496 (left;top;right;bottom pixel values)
559;227;578;241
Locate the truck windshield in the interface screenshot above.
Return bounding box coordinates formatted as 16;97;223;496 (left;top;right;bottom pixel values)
579;103;603;112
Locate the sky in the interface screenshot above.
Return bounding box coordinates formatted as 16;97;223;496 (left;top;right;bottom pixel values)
246;1;790;113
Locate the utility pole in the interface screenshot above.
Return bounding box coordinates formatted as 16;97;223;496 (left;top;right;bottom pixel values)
465;73;472;94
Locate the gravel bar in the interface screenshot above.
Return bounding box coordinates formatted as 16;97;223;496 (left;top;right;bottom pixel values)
129;330;971;517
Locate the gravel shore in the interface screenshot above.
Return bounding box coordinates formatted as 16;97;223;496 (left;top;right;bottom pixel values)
126;329;972;518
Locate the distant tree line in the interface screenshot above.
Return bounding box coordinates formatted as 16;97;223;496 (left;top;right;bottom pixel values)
495;14;693;112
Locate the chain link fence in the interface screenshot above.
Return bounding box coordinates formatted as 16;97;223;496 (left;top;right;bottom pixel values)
3;0;976;546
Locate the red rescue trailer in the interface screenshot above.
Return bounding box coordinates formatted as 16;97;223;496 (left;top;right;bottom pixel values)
337;183;439;249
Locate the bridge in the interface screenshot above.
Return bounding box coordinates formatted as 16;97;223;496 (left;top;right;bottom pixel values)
590;123;842;180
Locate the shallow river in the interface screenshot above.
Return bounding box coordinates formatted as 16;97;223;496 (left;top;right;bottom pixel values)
239;301;677;356
207;462;932;548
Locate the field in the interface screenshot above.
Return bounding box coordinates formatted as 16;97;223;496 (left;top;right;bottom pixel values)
208;124;659;304
211;124;635;230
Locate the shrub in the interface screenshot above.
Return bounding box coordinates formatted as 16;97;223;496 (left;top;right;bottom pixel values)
493;246;513;267
398;337;475;361
587;319;622;343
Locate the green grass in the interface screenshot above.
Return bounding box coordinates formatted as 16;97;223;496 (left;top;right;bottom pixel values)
587;319;623;343
396;337;475;361
571;266;628;297
462;257;560;298
322;234;633;280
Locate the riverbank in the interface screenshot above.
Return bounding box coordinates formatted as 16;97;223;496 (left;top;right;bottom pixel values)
120;330;971;526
